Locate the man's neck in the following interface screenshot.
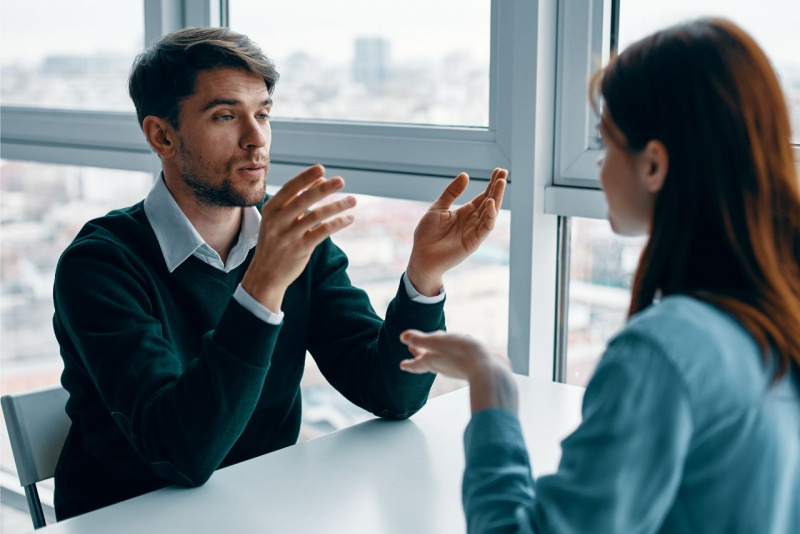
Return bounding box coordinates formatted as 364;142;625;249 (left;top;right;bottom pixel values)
163;173;242;263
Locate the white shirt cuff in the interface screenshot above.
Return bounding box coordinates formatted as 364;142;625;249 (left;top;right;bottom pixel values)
233;283;284;325
402;271;446;304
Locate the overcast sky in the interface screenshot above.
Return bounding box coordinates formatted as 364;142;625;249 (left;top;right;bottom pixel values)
1;0;797;68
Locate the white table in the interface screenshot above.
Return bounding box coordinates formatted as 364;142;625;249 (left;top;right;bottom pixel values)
34;376;584;533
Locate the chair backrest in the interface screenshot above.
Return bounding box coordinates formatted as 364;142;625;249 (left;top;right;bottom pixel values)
1;385;70;487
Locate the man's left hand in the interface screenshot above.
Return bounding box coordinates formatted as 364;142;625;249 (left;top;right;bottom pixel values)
406;168;508;296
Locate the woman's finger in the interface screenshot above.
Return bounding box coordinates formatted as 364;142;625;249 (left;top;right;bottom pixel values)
399;354;435;374
401;330;482;360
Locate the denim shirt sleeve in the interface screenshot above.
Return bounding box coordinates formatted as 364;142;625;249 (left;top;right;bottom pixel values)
462;332;694;534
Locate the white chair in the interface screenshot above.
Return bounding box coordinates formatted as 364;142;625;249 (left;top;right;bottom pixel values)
1;385;70;529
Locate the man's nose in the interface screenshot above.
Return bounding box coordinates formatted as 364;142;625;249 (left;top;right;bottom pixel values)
241;118;268;150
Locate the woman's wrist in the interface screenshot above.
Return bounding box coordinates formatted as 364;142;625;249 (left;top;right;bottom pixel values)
468;362;519;415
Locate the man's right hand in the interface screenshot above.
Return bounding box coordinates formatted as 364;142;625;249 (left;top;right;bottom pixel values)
241;164;356;313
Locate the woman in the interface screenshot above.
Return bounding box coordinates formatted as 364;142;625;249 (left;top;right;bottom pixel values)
400;19;800;533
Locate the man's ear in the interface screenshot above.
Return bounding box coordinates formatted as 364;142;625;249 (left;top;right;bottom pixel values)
640;140;669;194
142;116;177;159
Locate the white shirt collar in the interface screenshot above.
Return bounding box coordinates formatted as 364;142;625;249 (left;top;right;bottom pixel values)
143;173;261;273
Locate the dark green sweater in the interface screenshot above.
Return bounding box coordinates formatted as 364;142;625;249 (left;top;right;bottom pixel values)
52;202;444;520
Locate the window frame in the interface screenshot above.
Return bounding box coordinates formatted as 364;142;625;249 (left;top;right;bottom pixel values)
0;0;561;381
553;0;606;190
548;0;800;222
3;0;796;384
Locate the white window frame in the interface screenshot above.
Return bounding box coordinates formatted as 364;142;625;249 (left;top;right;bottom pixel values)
2;0;796;381
554;0;606;189
0;0;563;381
542;0;610;224
547;0;800;224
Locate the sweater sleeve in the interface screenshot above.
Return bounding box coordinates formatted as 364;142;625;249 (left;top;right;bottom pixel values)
462;332;693;534
307;238;446;420
54;238;282;487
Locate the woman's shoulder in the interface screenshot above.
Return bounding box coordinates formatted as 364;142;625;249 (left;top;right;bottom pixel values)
607;295;769;405
628;293;730;327
623;294;751;345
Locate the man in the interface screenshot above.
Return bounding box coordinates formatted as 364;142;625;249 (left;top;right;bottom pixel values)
52;27;507;519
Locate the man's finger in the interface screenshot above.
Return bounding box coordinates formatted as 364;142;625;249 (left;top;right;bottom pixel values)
476;199;498;239
304;212;356;248
295;195;356;234
432;173;469;210
493;177;507;203
269;164;326;208
478;178;506;217
467;168;505;209
490;170;508;211
286;176;346;218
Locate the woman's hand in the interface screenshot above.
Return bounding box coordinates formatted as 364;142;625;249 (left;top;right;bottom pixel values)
400;330;519;414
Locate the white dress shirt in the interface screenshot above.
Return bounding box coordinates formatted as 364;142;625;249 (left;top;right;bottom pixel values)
142;174;444;325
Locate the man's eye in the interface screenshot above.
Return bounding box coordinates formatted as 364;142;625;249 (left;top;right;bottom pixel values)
257;113;271;120
216;114;234;121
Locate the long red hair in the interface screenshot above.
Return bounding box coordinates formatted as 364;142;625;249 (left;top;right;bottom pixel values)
592;19;800;378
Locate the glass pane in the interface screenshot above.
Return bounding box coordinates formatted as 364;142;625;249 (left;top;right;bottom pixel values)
616;0;800;144
0;160;154;487
0;0;143;111
566;217;647;387
229;0;491;127
289;189;510;439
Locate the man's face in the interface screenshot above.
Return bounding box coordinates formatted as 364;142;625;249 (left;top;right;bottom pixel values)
173;68;272;207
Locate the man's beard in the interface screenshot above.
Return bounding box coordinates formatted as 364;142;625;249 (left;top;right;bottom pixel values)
178;139;269;208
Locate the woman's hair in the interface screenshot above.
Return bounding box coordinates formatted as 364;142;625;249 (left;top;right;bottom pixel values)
591;18;800;379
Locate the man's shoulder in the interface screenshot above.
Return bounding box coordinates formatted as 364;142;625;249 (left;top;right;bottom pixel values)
58;201;160;271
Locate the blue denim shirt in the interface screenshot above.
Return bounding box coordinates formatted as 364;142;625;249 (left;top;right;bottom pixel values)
464;295;800;533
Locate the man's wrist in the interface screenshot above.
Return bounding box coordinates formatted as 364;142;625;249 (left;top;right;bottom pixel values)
406;259;444;297
241;272;286;313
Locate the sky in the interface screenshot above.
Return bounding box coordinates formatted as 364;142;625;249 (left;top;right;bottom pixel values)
0;0;491;66
617;0;800;66
0;0;144;62
1;0;797;67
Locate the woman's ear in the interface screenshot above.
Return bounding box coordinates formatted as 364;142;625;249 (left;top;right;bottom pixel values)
142;116;177;159
640;140;669;194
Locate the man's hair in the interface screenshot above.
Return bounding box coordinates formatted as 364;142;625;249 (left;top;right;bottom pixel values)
128;27;279;130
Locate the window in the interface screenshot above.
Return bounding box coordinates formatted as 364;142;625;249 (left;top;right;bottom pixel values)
289;190;511;439
223;1;511;195
0;160;154;518
565;217;646;386
229;0;490;127
554;0;800;191
226;1;549;380
1;1;556;529
0;0;144;111
552;2;800;388
617;0;800;145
